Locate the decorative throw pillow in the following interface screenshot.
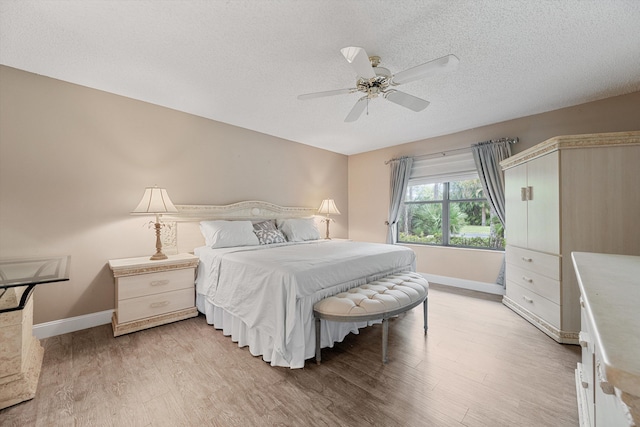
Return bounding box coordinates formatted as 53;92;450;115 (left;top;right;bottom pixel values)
277;218;320;242
253;220;278;232
254;229;287;245
253;220;286;244
199;220;259;248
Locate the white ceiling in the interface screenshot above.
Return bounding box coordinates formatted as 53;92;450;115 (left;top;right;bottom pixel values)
2;1;639;155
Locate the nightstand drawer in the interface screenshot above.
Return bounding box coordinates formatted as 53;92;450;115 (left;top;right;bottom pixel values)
117;268;194;300
506;263;560;304
506;280;560;328
117;288;195;323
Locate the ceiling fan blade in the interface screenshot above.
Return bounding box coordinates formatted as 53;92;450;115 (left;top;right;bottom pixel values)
391;54;459;86
384;90;430;112
297;88;355;100
344;97;368;122
340;46;376;80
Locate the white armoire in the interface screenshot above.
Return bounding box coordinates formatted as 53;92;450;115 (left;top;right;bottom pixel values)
500;131;640;343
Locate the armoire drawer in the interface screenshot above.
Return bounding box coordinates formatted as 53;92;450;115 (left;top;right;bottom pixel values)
506;263;560;304
506;280;560;328
506;245;560;280
117;268;194;301
117;288;195;323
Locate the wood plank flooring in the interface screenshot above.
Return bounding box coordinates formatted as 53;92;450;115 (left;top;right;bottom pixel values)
1;285;580;426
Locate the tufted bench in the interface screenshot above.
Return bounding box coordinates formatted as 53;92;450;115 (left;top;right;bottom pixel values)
313;271;429;364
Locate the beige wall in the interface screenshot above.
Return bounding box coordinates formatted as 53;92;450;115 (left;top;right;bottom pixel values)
3;63;638;324
349;91;640;284
0;65;348;324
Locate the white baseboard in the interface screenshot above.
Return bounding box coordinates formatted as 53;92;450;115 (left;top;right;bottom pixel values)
420;273;505;295
33;309;113;339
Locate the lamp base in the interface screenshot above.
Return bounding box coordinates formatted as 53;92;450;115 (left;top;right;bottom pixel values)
324;216;331;240
149;252;168;261
150;220;168;260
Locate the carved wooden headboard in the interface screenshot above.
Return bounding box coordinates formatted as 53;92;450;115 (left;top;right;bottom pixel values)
160;201;318;254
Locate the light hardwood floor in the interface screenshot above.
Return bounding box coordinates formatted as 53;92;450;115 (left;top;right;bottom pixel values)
1;285;580;426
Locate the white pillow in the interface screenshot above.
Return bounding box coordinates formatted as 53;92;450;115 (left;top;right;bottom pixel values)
199;220;259;248
278;218;320;242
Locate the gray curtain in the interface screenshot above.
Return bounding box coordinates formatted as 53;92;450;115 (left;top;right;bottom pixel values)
471;140;512;224
386;157;413;244
471;139;513;285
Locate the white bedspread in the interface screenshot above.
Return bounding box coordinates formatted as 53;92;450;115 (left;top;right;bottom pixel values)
195;240;415;368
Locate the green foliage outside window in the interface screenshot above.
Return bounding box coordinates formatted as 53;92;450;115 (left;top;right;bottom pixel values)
398;178;505;250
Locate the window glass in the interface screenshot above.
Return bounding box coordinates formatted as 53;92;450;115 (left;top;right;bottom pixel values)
405;183;444;202
398;178;504;250
398;203;443;245
449;179;484;200
449;201;504;248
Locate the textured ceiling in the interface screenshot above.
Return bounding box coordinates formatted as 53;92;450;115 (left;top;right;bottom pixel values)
2;1;639;155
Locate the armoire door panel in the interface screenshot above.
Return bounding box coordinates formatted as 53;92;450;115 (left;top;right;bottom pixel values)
526;151;560;255
505;162;528;248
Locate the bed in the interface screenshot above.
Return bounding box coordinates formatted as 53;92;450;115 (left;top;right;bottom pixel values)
161;201;416;368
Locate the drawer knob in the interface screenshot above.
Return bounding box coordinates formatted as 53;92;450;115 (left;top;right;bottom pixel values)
521;257;532;262
150;280;170;287
521;276;533;283
596;360;615;395
150;301;170;309
522;295;533;304
577;363;589;389
578;331;589;348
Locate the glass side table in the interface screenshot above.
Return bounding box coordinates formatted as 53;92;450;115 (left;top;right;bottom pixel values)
0;256;70;410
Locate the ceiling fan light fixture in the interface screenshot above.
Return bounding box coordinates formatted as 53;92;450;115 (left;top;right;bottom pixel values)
297;46;458;122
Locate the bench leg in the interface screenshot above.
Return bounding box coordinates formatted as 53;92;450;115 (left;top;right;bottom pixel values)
423;297;429;334
382;318;389;364
315;317;321;364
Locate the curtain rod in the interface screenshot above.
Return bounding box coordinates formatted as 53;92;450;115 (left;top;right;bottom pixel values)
385;137;518;165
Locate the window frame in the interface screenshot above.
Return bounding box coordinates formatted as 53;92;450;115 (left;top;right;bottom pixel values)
398;178;504;250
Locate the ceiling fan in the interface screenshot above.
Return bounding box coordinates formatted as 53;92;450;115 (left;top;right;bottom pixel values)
297;46;459;122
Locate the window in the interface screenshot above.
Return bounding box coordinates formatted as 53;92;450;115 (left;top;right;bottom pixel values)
398;177;505;250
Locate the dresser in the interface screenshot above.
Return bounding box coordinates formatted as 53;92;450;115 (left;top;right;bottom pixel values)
572;252;639;427
109;253;199;336
500;131;640;344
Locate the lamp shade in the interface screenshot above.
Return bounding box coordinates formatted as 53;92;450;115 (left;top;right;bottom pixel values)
131;186;178;214
317;199;340;216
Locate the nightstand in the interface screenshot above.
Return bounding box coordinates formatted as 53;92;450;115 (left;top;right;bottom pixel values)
108;253;199;337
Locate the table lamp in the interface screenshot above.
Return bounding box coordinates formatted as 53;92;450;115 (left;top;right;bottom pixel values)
131;186;178;260
317;199;340;239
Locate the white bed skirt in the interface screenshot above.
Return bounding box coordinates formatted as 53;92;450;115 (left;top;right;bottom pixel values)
196;293;376;368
